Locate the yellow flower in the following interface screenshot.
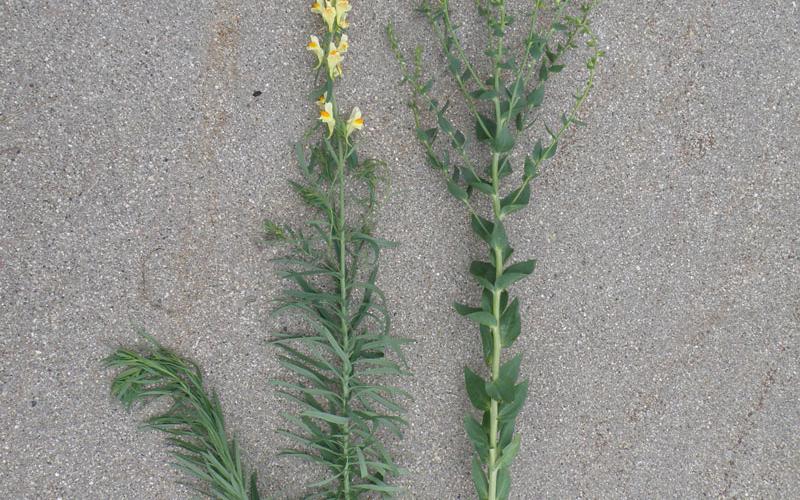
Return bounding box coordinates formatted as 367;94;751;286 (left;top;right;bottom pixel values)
316;92;327;108
319;101;335;137
345;106;364;138
327;42;343;79
335;0;351;28
337;34;349;53
306;35;324;67
310;1;323;14
321;2;336;32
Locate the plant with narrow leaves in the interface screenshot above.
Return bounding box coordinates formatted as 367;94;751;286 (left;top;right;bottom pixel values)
263;2;409;498
388;1;602;498
105;332;261;500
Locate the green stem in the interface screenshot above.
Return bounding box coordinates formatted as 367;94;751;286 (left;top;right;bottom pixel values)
487;149;504;500
335;136;353;500
487;4;507;495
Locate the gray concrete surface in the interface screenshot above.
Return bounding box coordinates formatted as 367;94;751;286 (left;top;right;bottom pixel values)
1;1;798;498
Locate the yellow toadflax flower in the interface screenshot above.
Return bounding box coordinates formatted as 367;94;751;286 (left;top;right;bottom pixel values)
319;101;335;137
335;0;351;29
327;42;343;79
345;106;364;138
307;35;324;67
337;34;349;53
310;1;323;14
321;2;336;32
316;92;327;108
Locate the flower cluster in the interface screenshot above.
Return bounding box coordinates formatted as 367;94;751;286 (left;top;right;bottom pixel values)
307;0;363;139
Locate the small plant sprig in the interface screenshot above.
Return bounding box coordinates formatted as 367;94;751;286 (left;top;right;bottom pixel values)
105;333;261;500
265;1;409;498
388;1;603;498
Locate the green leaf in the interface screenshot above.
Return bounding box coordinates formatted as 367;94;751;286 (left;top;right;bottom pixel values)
496;354;522;402
469;260;496;290
447;180;468;202
421;78;434;94
497;156;512;178
543;139;558;160
454;302;481;317
489;218;508;251
470;214;494;244
493;125;515;153
496;260;536;289
523;155;540;179
471;456;489;500
485;381;503;401
476;114;496;142
249;473;261;500
438;113;454;135
500;184;531;217
355;447;369;478
471;89;498;100
495;435;521;471
526;85;544;107
479;326;493;365
499;298;521;347
451;129;467;149
539;64;550;81
448;55;461;75
496;466;511;500
467;311;497;328
456;304;496;327
416;126;438;144
464;416;489;459
461;167;494;195
498;418;515;449
499;381;529;422
464;367;491;410
302;410;349;426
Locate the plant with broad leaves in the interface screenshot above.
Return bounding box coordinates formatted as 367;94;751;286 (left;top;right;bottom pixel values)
263;1;409;498
388;1;602;498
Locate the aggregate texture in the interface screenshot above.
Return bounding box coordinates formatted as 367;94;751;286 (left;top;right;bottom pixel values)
1;1;798;498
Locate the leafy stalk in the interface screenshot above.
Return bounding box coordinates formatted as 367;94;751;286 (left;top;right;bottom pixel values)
265;3;408;498
105;333;260;500
388;1;603;498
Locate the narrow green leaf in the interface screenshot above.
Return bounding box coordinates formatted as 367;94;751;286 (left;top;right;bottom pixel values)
301;410;349;426
355;447;369;478
248;472;261;500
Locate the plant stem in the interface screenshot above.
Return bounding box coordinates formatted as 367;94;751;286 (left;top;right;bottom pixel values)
487;148;504;500
335;137;353;500
487;4;508;495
